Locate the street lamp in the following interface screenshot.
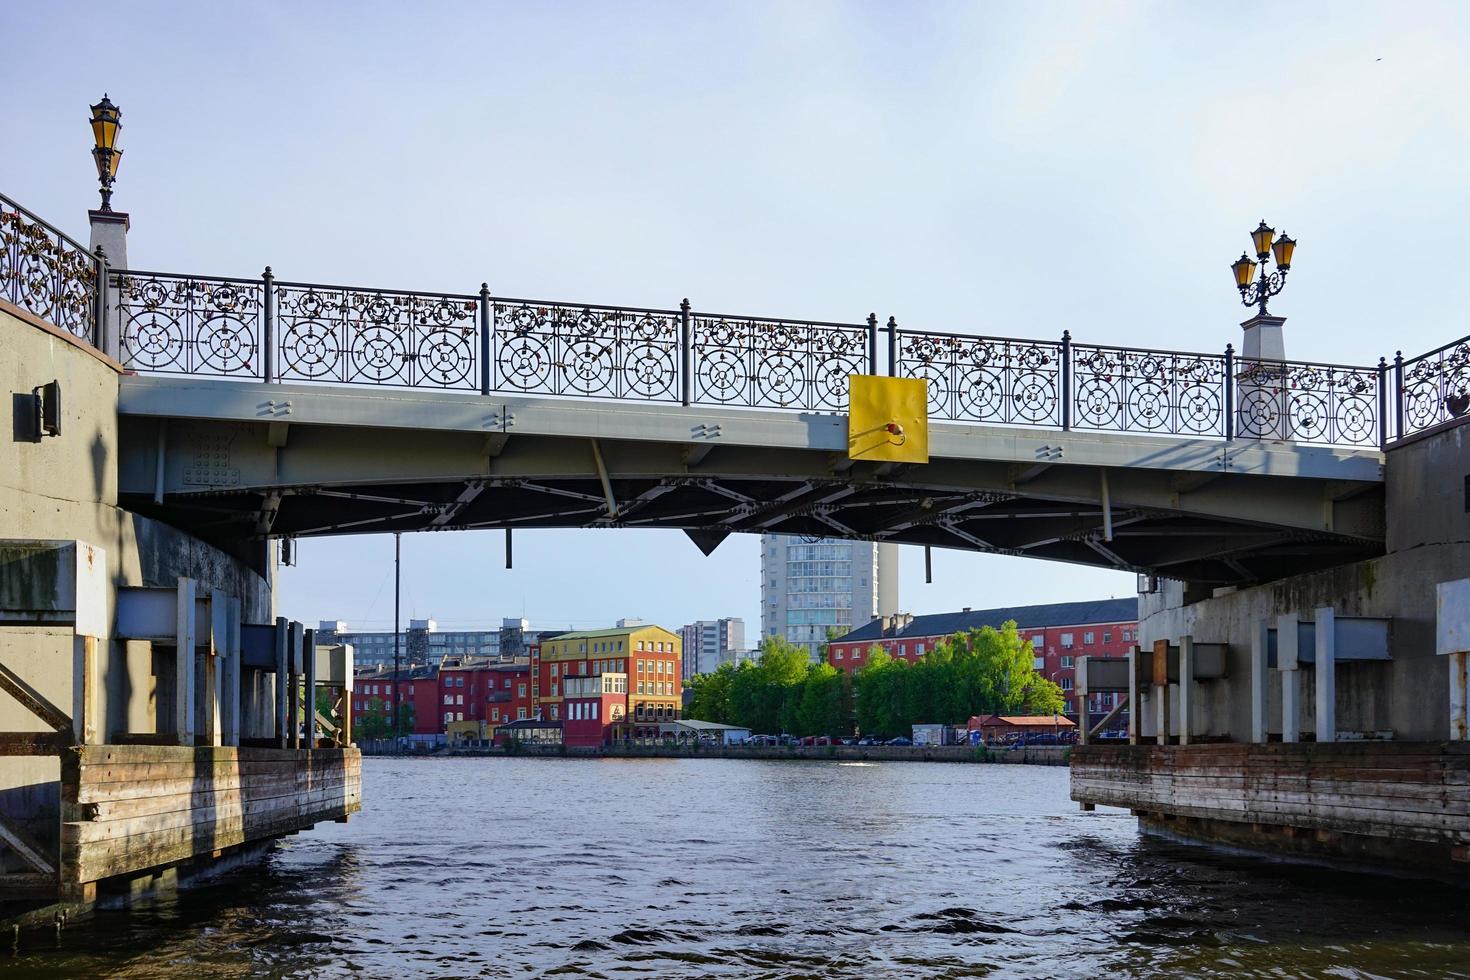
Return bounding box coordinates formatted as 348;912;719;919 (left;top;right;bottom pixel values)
1231;219;1296;315
89;94;123;212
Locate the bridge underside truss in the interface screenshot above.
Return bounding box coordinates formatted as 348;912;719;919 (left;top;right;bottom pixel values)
119;423;1383;589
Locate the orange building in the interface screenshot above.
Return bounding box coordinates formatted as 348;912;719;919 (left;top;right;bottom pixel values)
534;624;682;739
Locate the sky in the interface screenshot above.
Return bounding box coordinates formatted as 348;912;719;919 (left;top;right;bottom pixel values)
6;1;1470;635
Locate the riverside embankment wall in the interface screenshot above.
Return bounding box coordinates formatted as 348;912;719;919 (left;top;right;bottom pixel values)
438;743;1070;765
2;301;273;868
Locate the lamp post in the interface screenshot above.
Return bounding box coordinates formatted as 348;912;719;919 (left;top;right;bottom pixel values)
89;95;123;212
1231;219;1296;316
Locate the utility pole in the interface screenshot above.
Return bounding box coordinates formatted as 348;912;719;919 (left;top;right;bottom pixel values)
393;532;401;754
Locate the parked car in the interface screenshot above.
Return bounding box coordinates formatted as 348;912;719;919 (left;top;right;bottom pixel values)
886;736;914;746
857;735;882;746
839;737;857;746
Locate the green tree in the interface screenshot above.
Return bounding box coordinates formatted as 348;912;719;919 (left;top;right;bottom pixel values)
355;697;415;739
723;636;811;733
794;662;852;736
686;662;735;724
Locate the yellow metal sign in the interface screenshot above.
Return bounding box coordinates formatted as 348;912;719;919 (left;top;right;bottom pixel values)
848;375;929;463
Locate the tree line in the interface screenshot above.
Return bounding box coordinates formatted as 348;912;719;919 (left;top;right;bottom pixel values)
685;621;1065;739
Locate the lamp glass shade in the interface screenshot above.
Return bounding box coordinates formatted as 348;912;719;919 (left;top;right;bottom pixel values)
1231;253;1257;289
92;148;122;180
1251;220;1274;259
1272;233;1295;270
89;97;121;151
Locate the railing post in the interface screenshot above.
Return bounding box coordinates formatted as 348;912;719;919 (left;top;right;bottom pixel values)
866;313;878;376
680;298;693;406
886;316;898;377
1224;343;1235;440
92;245;109;357
1393;350;1405;441
1061;330;1073;431
1377;357;1389;449
479;283;492;396
262;266;275;383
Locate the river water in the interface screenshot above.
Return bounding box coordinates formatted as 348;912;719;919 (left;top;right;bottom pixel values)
7;757;1470;978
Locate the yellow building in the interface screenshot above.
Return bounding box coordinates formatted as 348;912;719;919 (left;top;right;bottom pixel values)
534;624;683;737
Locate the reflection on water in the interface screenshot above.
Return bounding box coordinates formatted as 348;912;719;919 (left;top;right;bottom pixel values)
6;757;1470;979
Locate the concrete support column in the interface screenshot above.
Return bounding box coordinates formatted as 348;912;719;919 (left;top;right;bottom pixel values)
1434;579;1470;741
1126;647;1139;745
1315;606;1336;743
274;617;288;748
1153;639;1170;746
1178;635;1194;747
1249;619;1269;743
174;577;197;746
1076;657;1090;746
71;634;99;745
1450;653;1468;742
304;627;317;749
288;621;304;750
222;597;241;747
1278;613;1300;743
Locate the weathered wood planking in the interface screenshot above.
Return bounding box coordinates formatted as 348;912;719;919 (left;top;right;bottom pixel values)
1071;743;1470;846
59;745;360;885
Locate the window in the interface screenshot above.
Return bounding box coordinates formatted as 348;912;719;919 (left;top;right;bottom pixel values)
1032;635;1044;649
1103;631;1112;644
617;641;623;651
638;682;646;694
1083;632;1095;645
1123;630;1133;643
518;708;527;720
637;641;644;651
492;708;500;721
551;664;559;678
1060;656;1073;669
592;702;599;719
1033;657;1046;670
505;678;511;689
916;644;925;656
456;712;464;721
444;712;453;724
518;684;526;697
638;660;646;673
1060;677;1074;691
550;705;559;720
443;694;453;705
1060;633;1074;648
617;660;624;672
550;684;558;697
834;649;844;660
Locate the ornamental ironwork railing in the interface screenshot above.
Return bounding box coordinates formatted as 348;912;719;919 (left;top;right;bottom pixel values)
1235;358;1382;447
492;298;681;401
0;191;100;345
7;188;1470;450
116;271;264;377
896;330;1064;427
1398;338;1470;440
693;313;867;410
1069;342;1230;438
277;280;479;389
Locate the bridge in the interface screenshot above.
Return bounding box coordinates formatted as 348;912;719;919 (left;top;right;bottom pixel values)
12;190;1463;587
6;185;1470;890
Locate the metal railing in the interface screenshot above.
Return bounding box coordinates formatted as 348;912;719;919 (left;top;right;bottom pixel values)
4;188;1468;450
100;265;1457;449
0;191;100;346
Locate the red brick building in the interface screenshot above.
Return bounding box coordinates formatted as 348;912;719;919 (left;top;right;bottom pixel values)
351;664;442;736
561;672;630;747
826;598;1138;724
438;659;532;730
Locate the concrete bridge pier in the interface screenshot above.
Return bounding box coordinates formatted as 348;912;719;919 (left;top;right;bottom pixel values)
1073;418;1470;880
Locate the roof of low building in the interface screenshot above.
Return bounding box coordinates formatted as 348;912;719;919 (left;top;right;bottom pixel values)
658;719;751;732
968;714;1077;729
545;624;680;641
834;597;1138;645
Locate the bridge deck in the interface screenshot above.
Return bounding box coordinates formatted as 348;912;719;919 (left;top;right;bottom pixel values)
118;376;1386;587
